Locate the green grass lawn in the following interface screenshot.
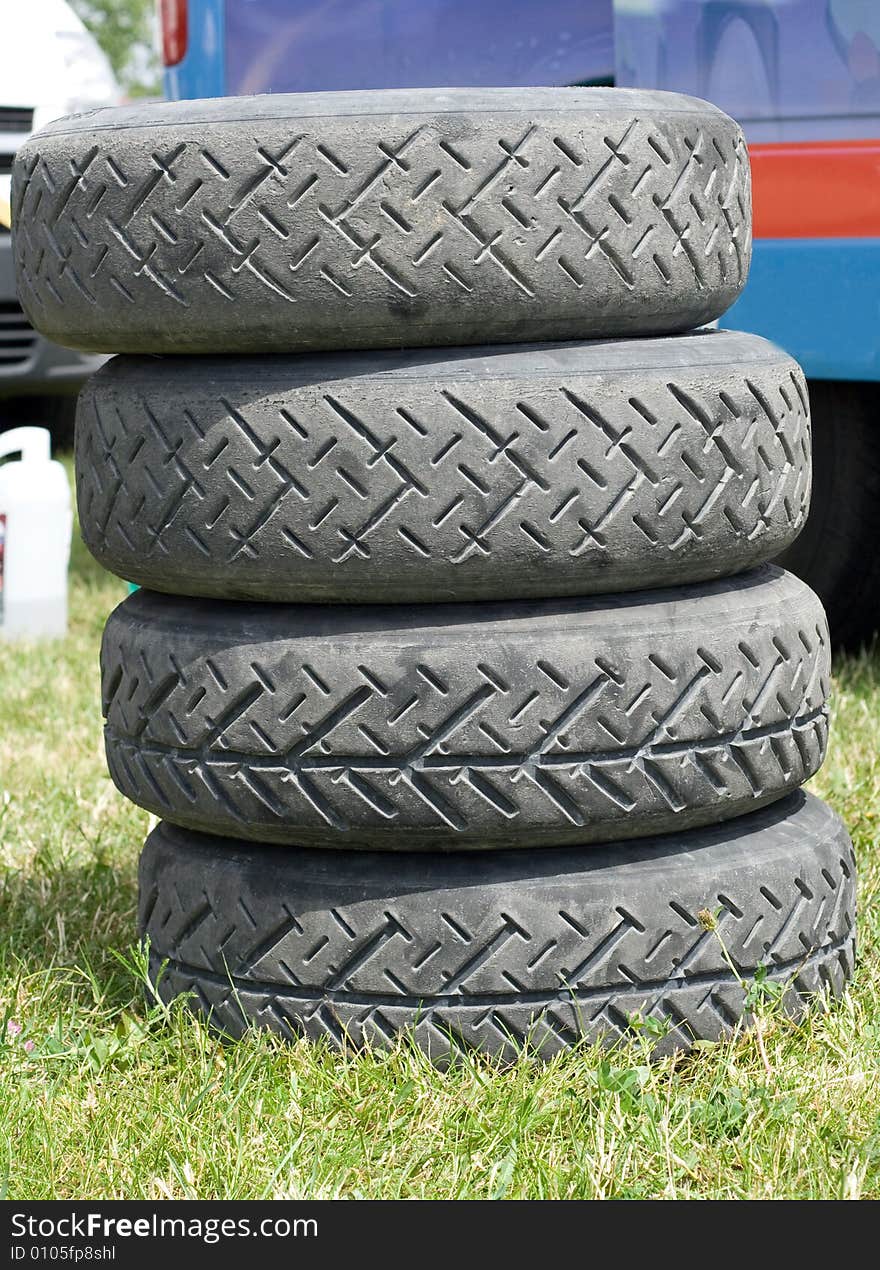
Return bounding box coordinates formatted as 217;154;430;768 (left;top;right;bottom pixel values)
1;461;878;1200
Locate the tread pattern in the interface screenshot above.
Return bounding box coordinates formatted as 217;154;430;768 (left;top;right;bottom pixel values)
102;570;830;848
76;333;810;602
140;795;856;1059
13;89;750;354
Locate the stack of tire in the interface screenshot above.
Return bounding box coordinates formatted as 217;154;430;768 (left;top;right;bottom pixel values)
14;88;855;1059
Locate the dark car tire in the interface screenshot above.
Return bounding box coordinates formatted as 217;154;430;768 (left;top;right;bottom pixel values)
13;88;750;355
139;792;855;1061
102;568;829;850
76;330;809;603
778;380;880;650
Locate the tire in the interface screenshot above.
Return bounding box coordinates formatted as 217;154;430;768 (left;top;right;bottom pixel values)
76;330;809;604
102;568;829;849
778;381;880;650
139;792;855;1061
13;88;750;355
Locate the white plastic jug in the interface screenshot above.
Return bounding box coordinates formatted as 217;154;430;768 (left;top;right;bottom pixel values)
0;427;72;640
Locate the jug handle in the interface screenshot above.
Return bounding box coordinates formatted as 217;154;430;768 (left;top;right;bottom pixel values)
0;427;52;464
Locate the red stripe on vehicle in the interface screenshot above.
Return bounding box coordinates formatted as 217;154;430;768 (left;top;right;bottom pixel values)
750;139;880;239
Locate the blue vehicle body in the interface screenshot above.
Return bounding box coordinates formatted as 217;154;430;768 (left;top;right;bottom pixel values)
164;0;226;101
166;0;880;383
220;1;611;95
725;239;880;381
615;1;880;382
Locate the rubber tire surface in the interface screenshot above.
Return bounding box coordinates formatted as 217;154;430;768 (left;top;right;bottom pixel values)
13;88;750;355
779;381;880;650
140;792;855;1061
103;568;829;849
77;330;809;604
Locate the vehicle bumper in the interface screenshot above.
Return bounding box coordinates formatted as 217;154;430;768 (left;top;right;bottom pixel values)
725;237;880;383
0;234;106;394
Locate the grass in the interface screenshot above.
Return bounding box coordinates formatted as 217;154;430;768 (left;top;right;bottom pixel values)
1;456;878;1200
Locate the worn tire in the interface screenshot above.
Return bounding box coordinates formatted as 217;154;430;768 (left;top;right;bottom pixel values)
13;88;750;355
140;792;855;1061
102;568;829;849
76;330;809;603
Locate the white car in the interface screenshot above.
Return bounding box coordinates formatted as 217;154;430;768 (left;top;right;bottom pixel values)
1;0;121;411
